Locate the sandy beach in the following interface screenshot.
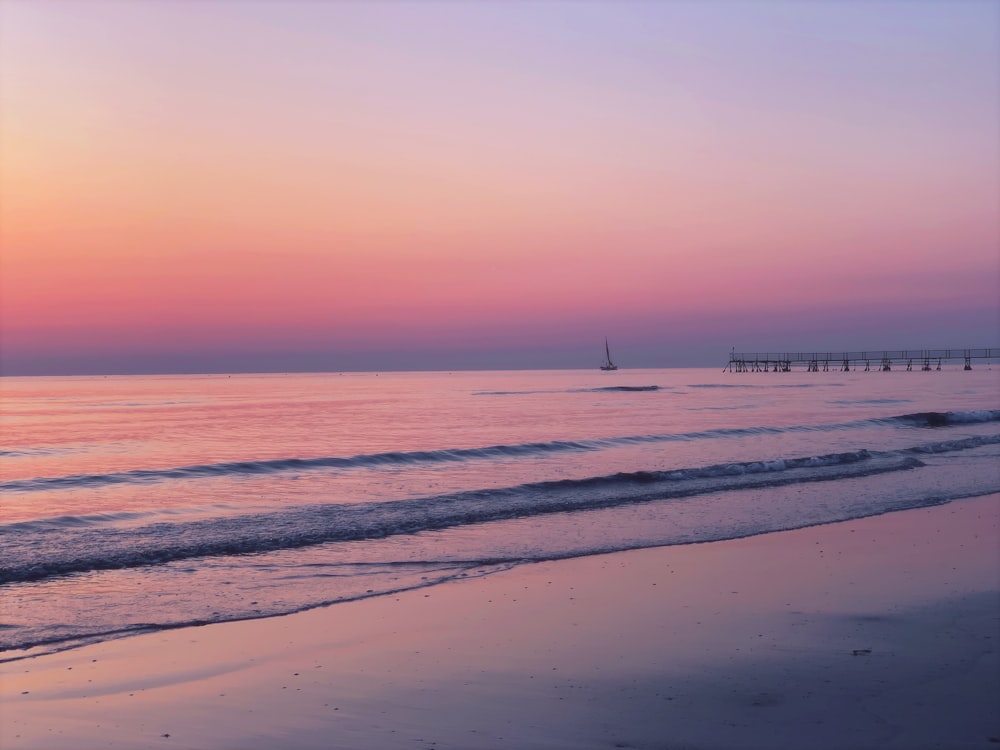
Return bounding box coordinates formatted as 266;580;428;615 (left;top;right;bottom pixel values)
2;494;998;750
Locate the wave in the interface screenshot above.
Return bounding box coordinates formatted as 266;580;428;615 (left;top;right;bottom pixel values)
3;409;997;494
892;410;1000;427
0;447;67;458
0;560;521;662
0;506;229;532
829;398;913;406
0;441;607;493
4;434;997;586
688;383;846;389
589;385;661;392
474;385;663;395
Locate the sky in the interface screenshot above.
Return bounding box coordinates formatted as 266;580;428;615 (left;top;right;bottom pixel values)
1;0;998;375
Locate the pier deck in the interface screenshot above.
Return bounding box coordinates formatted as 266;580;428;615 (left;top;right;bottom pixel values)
726;348;998;373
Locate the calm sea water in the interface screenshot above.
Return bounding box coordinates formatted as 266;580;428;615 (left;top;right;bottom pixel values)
1;367;998;659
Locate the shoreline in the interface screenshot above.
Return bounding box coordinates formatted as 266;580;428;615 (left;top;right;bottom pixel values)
2;495;998;749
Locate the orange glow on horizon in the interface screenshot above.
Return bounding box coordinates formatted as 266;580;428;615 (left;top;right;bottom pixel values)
2;1;997;372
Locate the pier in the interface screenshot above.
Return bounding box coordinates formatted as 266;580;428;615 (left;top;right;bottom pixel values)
726;348;998;373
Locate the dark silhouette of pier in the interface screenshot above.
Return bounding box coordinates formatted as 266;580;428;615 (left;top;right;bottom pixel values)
726;348;998;373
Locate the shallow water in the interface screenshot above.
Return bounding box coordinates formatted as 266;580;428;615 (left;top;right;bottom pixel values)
2;367;998;657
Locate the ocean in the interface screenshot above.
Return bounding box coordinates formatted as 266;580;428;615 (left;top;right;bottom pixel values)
1;367;998;660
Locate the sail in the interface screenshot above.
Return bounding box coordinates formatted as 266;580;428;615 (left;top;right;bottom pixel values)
600;338;618;370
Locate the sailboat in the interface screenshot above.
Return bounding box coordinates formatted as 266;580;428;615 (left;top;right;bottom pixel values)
600;338;618;371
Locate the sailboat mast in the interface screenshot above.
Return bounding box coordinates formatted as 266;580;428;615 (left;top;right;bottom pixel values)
600;337;617;370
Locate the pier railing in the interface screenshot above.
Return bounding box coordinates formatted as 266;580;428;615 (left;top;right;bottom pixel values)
726;348;998;373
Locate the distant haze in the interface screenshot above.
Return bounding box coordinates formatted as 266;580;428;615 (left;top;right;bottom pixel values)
2;1;998;376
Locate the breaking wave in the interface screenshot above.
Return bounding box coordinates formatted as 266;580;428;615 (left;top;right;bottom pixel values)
4;409;997;494
5;434;998;586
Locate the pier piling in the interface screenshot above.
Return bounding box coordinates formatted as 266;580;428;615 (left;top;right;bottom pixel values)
725;348;996;373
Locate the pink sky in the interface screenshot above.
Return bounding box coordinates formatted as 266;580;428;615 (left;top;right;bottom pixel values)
1;1;998;374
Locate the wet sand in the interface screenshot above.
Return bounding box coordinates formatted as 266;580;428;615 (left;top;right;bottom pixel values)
2;494;998;749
